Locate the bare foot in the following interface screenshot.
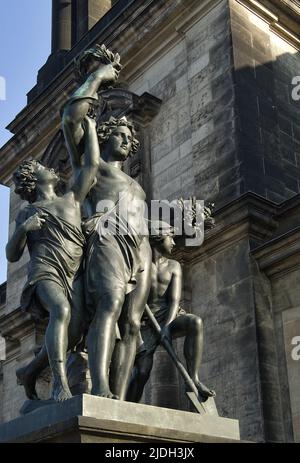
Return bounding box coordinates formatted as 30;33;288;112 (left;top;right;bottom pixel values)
52;382;72;402
92;388;119;400
195;380;216;400
96;393;119;399
16;366;40;401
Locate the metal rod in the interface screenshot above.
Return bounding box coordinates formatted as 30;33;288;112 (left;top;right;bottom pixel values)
144;304;200;398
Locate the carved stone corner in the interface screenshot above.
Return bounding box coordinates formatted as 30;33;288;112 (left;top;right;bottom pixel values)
98;87;162;126
133;92;162;126
216;193;279;244
0;308;37;359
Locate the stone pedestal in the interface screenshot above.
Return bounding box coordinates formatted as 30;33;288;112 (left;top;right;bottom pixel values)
0;394;240;443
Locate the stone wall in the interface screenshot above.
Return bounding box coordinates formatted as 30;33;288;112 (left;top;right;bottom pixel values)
187;239;264;441
252;195;300;442
272;271;300;442
130;1;237;206
5;189;29;315
230;0;300;203
255;259;300;442
128;0;300;208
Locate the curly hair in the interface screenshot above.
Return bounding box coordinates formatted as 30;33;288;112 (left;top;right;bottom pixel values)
13;160;41;203
97;117;140;157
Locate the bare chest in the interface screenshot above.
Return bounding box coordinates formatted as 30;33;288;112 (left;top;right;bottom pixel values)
90;163;146;211
151;262;172;298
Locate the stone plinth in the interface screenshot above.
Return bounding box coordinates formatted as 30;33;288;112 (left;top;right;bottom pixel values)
0;394;240;443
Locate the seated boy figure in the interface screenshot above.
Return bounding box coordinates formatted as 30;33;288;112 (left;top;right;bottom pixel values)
6;116;99;402
127;223;215;403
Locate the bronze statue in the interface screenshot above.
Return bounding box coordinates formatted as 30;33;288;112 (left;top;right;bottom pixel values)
127;223;215;403
62;45;152;400
9;42;216;411
7;116;99;401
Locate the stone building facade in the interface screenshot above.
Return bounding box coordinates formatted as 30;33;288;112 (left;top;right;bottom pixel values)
1;0;300;442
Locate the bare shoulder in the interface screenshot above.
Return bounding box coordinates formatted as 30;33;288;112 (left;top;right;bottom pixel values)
167;259;182;276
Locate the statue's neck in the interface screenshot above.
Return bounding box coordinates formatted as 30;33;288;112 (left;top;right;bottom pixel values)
36;184;57;202
153;248;166;265
101;149;123;169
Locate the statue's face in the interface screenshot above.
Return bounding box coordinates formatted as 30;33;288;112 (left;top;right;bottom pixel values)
106;126;133;161
161;235;175;255
35;164;59;185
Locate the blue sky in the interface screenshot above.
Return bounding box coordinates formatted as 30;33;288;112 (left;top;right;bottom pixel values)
0;1;52;283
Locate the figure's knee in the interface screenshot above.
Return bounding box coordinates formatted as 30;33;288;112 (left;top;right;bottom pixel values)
128;317;141;337
99;294;125;318
120;316;141;342
189;315;203;334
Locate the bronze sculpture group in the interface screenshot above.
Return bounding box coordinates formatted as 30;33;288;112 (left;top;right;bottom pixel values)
6;45;215;409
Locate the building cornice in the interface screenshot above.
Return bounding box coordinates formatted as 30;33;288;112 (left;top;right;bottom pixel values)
249;193;300;279
0;306;48;360
252;227;300;278
175;192;300;273
173;192;279;265
0;308;33;359
0;308;34;341
236;0;300;50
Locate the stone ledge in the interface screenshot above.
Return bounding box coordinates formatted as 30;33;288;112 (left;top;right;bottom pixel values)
0;394;240;443
235;0;300;49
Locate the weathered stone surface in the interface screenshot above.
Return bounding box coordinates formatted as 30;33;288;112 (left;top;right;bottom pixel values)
252;214;300;442
0;394;240;443
230;0;300;203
